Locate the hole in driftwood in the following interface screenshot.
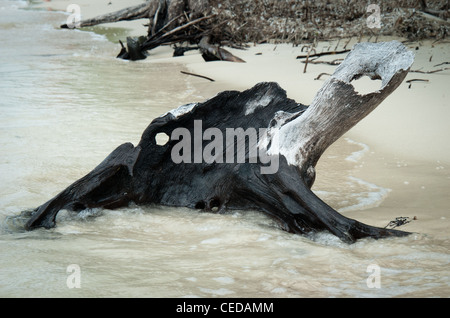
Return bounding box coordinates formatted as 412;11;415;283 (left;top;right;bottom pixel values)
350;75;382;95
155;132;170;146
73;203;86;211
195;201;206;209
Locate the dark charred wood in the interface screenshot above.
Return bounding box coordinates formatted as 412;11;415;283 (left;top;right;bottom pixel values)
198;36;246;62
180;71;215;81
173;46;199;57
116;36;149;61
116;40;129;59
296;49;351;59
116;14;217;61
22;41;415;243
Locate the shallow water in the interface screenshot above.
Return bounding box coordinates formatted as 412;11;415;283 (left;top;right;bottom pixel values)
0;0;449;297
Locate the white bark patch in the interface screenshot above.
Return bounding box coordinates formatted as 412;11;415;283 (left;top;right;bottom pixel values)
245;93;273;115
167;102;197;118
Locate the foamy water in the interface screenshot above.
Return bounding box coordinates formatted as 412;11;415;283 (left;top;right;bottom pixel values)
0;0;449;297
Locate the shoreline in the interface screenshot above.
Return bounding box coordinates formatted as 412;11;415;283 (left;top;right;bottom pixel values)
34;0;148;36
34;0;450;239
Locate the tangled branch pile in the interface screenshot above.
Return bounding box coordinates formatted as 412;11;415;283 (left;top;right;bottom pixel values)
210;0;449;44
67;0;449;59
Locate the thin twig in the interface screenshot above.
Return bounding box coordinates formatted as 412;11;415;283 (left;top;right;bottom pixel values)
334;38;341;51
180;71;215;82
162;14;217;39
303;46;313;73
406;79;429;83
384;216;413;229
297;49;350;59
410;67;450;74
302;58;343;65
406;78;429;88
148;14;216;43
343;37;352;50
433;62;450;67
147;13;186;41
314;73;331;80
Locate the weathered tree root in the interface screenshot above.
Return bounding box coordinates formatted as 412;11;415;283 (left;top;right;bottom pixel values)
23;41;415;243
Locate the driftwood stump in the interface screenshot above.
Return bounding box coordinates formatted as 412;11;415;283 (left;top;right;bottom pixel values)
23;41;414;243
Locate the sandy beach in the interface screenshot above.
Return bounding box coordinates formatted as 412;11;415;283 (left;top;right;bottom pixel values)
36;0;450;239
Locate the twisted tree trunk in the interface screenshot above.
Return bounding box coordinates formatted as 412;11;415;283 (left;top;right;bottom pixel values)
22;41;414;243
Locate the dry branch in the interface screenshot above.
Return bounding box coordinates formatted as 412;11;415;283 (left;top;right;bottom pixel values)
296;49;350;59
410;67;450;73
180;71;215;82
434;62;450;67
314;72;332;80
406;78;429;88
198;35;246;62
60;0;450;54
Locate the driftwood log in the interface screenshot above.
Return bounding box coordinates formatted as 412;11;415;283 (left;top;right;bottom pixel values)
61;0;245;62
198;35;246;62
61;0;211;29
22;41;414;243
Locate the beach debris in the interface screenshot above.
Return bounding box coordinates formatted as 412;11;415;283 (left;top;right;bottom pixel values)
296;49;350;60
302;45;316;73
299;44;348;74
21;41;415;244
301;58;343;66
384;216;416;229
410;67;450;73
198;35;246;63
59;0;448;61
180;71;215;82
60;0;247;62
434;62;450;67
406;78;430;88
314;73;332;80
